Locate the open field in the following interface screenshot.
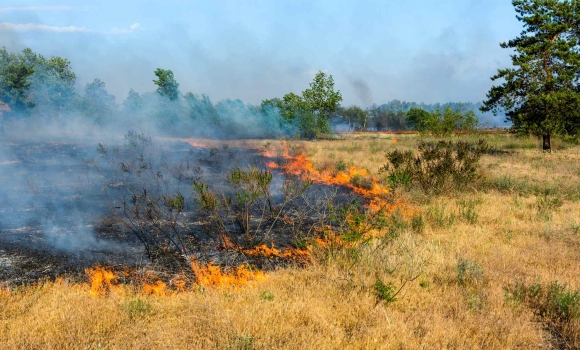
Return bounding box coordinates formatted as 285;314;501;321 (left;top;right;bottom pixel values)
1;133;579;349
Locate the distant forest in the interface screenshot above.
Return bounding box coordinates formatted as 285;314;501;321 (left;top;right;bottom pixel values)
334;101;506;132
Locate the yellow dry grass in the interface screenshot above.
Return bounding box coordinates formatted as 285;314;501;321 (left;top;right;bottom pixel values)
1;133;580;349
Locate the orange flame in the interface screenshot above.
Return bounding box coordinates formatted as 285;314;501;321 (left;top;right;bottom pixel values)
86;266;119;296
220;234;311;262
243;243;311;262
185;140;211;148
269;141;391;208
142;280;167;296
191;258;265;287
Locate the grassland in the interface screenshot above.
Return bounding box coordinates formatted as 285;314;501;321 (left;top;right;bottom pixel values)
1;133;579;349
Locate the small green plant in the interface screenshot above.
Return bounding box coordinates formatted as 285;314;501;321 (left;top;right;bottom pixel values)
387;172;412;189
386;210;409;238
458;199;478;224
372;278;398;305
535;194;563;221
123;298;152;320
492;175;518;193
419;280;430;289
456;257;484;286
260;290;274;301
428;204;455;229
223;334;255;350
570;221;580;234
411;213;426;234
350;173;373;190
334;159;348;172
463;290;487;311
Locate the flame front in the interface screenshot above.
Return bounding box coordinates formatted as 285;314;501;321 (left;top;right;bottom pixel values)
220;234;311;262
191;258;265;287
269;141;390;208
86;266;118;296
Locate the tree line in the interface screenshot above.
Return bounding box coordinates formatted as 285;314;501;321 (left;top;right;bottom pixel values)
0;49;485;139
331;104;480;134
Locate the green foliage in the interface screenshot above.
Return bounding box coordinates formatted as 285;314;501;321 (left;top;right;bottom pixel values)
272;71;342;138
505;280;580;345
372;278;398;305
0;47;77;117
457;199;479;224
482;0;580;149
123;298;152;320
223;334;255;350
302;71;343;120
411;213;426;234
370;108;408;131
456;258;484;287
406;107;479;136
193;165;312;246
1;61;35;111
406;108;431;131
185;93;220;126
427;204;456;229
535;193;563;221
153;68;180;101
260;290;274;301
334;159;348;172
122;89;144;118
82;78;116;124
30;55;77;116
382;139;490;194
340;106;370;131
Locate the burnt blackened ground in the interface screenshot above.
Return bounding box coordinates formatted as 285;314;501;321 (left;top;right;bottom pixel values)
0;139;140;284
0;138;360;285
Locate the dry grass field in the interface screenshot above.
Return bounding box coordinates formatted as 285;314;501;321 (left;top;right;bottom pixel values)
1;133;579;349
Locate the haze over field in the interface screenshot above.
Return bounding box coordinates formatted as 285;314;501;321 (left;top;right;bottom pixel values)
0;1;521;111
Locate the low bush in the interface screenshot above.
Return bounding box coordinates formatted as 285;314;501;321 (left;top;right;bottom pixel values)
505;281;580;348
381;139;490;194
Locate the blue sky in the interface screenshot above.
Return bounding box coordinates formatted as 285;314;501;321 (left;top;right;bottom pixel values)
0;1;522;106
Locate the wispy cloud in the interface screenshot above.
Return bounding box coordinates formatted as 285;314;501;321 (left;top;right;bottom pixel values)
0;6;74;13
0;22;90;33
0;22;142;34
107;23;142;34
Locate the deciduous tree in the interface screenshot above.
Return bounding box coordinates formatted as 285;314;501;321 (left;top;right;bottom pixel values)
153;68;180;101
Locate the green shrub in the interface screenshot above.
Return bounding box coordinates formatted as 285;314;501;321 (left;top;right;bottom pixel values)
458;199;479;224
373;278;398;305
456;257;484;286
223;334;255;350
334;159;348;172
381;139;490;194
535;194;563;221
260;290;274;301
123;298;152;320
350;173;373;190
428;204;456;229
504;281;580;346
411;213;426;234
